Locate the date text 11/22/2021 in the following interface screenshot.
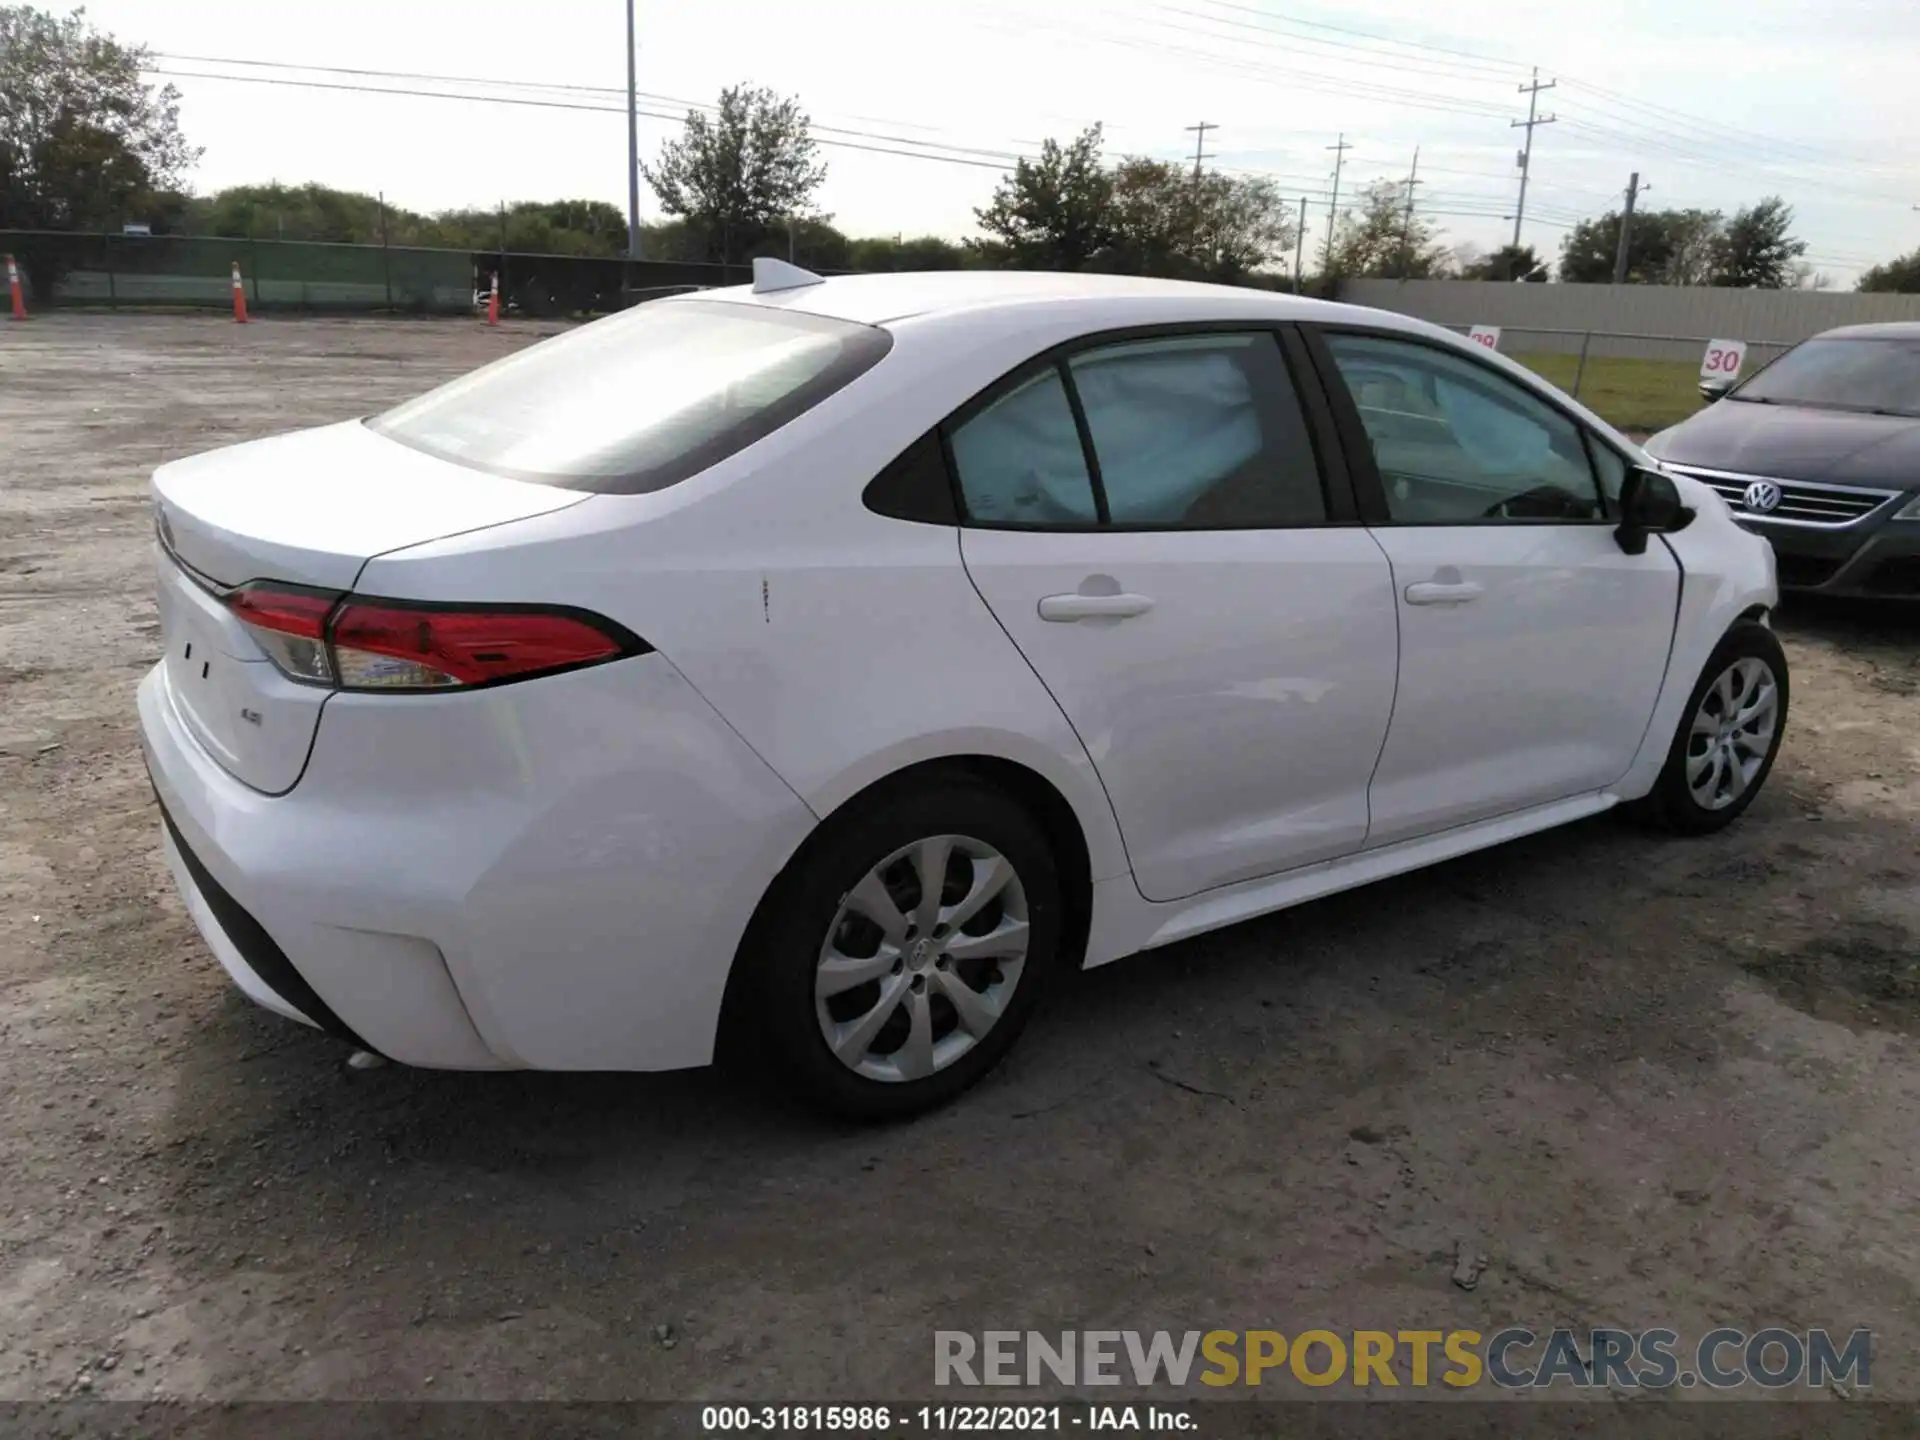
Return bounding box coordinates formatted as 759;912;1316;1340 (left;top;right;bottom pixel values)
701;1405;1195;1431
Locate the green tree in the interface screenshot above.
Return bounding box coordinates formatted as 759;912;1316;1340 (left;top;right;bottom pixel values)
0;5;198;290
973;125;1114;271
642;84;827;265
1560;206;1735;285
1459;243;1545;281
1324;179;1448;281
1858;247;1920;293
194;182;411;244
1098;159;1295;282
1660;208;1724;285
1560;209;1655;282
1711;196;1806;288
846;233;966;271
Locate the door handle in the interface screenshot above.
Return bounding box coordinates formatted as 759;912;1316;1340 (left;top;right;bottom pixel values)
1404;580;1484;606
1038;592;1155;622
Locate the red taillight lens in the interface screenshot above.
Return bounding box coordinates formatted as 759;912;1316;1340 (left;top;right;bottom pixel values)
330;602;635;690
226;583;339;683
222;584;642;692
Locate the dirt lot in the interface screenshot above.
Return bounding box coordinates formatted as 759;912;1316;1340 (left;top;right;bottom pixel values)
2;314;1918;1407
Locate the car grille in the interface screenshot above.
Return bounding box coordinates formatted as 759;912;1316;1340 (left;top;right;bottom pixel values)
1664;464;1899;528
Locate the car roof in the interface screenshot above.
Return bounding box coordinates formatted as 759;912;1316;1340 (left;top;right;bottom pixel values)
1815;321;1920;340
668;268;1428;334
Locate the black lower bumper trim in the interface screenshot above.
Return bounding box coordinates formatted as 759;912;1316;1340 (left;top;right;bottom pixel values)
151;783;373;1052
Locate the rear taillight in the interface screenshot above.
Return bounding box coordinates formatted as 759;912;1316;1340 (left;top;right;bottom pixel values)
330;601;634;690
223;583;645;692
228;584;337;683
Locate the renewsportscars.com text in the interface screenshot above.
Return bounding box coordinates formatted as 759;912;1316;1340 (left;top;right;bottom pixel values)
934;1328;1871;1390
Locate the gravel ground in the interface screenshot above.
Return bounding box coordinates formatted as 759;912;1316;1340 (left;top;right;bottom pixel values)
2;314;1917;1408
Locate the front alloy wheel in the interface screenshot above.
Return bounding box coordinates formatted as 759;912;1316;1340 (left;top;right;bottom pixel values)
1685;656;1781;811
1635;620;1789;834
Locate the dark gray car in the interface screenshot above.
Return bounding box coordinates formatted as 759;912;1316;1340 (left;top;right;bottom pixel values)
1644;322;1920;597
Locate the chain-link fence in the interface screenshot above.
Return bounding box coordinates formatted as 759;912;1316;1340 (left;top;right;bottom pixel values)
0;231;752;317
1437;324;1796;401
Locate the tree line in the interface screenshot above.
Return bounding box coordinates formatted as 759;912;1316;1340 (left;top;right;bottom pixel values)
5;4;1919;293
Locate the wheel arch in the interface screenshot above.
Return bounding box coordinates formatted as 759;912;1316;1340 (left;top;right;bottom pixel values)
714;752;1100;1064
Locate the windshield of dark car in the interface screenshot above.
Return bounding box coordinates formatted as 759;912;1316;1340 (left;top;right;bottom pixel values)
1731;337;1920;417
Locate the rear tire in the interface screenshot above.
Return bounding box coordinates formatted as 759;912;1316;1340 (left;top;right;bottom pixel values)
1630;621;1788;835
737;776;1064;1121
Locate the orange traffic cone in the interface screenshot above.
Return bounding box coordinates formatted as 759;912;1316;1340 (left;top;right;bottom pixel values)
486;272;500;326
231;261;249;323
5;254;25;320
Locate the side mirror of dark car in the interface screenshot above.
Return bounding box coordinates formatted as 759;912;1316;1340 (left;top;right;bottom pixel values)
1615;466;1691;555
1698;377;1736;403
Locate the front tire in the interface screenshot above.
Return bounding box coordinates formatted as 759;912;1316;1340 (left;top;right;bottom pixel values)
737;776;1064;1121
1632;620;1789;834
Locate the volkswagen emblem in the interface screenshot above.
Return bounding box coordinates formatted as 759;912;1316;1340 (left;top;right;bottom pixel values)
1743;480;1783;515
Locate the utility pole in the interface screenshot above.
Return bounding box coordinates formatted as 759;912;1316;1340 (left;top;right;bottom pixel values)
1323;133;1352;271
1185;121;1218;182
1510;66;1557;250
1294;195;1308;294
1612;172;1643;285
625;0;642;260
1399;146;1422;274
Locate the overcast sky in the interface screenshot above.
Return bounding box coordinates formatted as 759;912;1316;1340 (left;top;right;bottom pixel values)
87;0;1920;284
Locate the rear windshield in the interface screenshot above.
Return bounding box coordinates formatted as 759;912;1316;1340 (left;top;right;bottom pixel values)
368;300;892;492
1732;337;1920;417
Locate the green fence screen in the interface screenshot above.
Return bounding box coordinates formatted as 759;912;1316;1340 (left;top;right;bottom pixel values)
0;232;750;316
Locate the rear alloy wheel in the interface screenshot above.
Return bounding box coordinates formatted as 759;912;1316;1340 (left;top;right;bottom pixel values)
816;835;1031;1085
742;779;1063;1119
1634;621;1789;834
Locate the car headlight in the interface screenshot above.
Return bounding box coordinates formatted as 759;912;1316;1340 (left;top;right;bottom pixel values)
1895;493;1920;521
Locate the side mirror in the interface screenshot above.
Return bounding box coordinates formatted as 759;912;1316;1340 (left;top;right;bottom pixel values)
1698;377;1736;403
1615;466;1690;555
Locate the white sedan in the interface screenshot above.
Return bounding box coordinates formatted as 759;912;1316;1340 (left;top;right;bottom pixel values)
140;263;1786;1117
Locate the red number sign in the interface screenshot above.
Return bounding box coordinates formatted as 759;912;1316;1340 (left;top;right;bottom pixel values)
1700;339;1747;380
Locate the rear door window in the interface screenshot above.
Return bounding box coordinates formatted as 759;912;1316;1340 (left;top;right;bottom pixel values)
945;329;1328;530
947;368;1100;525
1067;332;1327;526
369;300;892;494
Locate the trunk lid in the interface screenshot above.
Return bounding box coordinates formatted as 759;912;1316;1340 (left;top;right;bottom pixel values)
152;419;586;590
151;420;586;793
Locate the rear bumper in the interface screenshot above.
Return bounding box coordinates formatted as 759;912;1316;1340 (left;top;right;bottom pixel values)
138;650;819;1071
155;801;339;1038
1738;516;1920;598
142;666;508;1068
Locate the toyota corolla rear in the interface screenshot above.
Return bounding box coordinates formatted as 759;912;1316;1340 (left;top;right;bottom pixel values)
138;297;894;1069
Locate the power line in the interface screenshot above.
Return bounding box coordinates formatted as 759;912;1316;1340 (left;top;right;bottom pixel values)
1189;0;1527;80
1034;8;1920;215
1155;3;1523;86
152;53;1030;163
145;65;1036;171
1611;171;1643;284
1399;146;1422;263
1179;4;1906;188
1323;133;1352;269
1185;120;1219;180
1510;67;1557;249
143;67;1022;172
968;13;1514;122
